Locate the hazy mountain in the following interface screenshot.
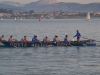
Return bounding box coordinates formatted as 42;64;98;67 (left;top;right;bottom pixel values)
23;2;100;12
0;1;24;6
0;4;23;11
0;1;100;12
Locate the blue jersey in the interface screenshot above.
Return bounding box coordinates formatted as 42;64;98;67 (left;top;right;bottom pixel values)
8;39;11;42
74;32;81;38
64;38;68;44
20;39;23;43
20;39;24;43
53;38;56;44
43;38;46;44
32;37;38;43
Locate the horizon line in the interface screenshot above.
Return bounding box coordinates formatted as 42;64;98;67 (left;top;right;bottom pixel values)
0;1;100;4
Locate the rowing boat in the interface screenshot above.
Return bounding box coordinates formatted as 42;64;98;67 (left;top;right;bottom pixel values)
0;39;96;47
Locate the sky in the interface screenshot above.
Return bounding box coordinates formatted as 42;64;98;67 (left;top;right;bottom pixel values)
0;0;100;4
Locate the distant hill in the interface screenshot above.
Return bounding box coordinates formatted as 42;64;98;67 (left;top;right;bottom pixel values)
0;1;24;6
0;1;100;12
23;2;100;12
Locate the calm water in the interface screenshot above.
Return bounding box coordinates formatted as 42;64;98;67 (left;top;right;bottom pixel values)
0;19;100;75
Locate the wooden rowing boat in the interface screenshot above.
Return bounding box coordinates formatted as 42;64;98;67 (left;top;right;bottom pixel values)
0;39;96;47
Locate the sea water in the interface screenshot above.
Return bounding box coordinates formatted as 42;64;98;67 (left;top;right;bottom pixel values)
0;19;100;75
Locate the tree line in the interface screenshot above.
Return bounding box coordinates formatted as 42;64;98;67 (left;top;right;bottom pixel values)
0;9;13;13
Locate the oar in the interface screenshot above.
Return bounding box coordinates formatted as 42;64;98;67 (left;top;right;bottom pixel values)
81;37;90;40
95;41;100;42
81;37;100;43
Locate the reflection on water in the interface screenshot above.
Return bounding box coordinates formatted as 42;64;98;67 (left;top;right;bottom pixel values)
0;19;100;75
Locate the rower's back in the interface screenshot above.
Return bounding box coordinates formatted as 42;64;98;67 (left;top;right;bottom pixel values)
8;35;13;42
0;35;5;41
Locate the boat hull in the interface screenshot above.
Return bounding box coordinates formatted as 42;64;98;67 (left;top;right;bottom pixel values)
0;40;96;47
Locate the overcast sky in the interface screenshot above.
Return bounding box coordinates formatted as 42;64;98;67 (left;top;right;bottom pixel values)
0;0;100;4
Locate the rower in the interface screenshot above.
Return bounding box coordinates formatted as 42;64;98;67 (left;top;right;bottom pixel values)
73;30;81;42
32;35;41;44
43;36;51;44
64;35;70;45
52;35;60;45
0;35;4;41
20;36;28;43
8;35;17;43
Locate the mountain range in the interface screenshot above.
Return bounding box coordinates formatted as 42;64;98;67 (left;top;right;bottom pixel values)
0;1;24;6
0;1;100;12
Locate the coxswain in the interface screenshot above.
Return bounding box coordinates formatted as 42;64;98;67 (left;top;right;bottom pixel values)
43;36;51;44
73;30;81;42
64;35;70;45
20;36;28;43
0;35;4;41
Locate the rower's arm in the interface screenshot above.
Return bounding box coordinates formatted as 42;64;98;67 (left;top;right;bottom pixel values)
55;38;59;42
10;38;13;42
13;39;18;41
46;39;50;42
74;33;77;37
